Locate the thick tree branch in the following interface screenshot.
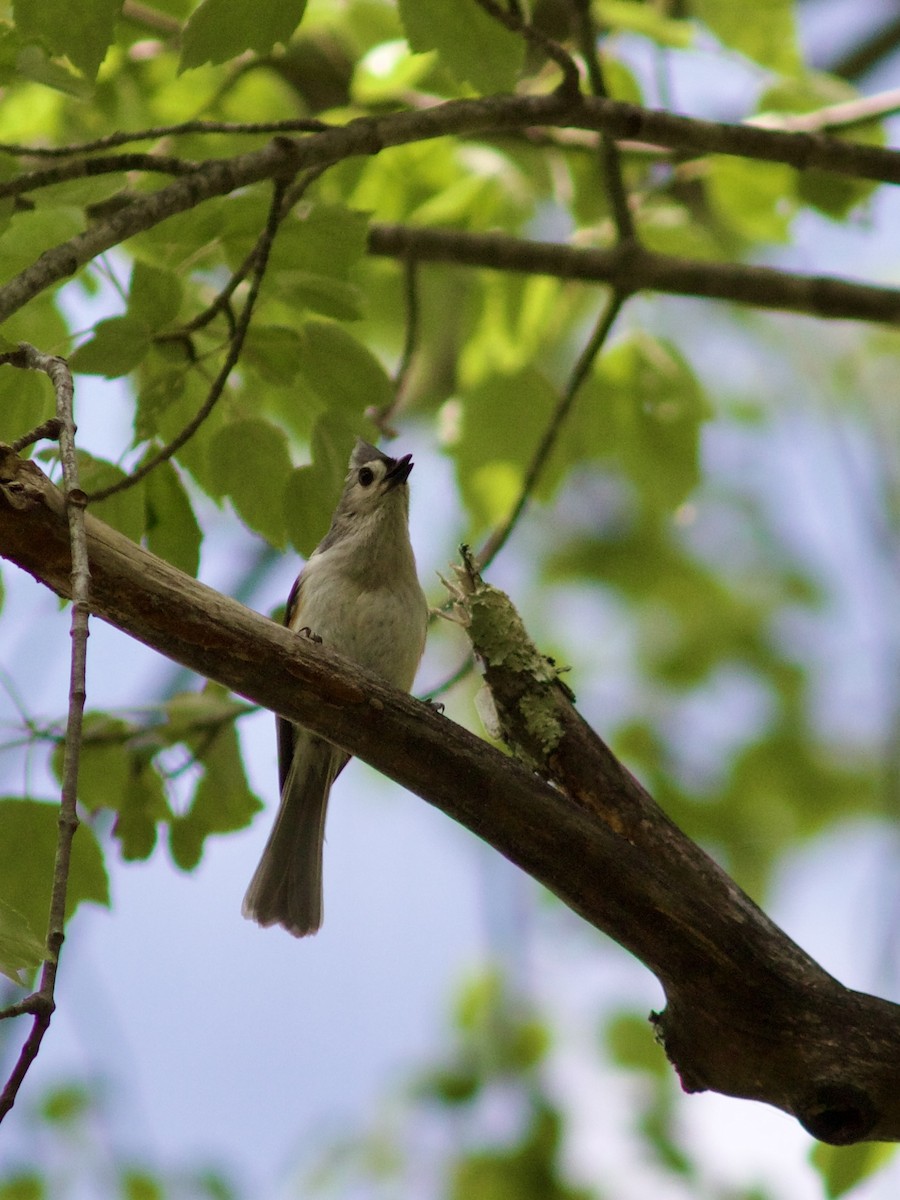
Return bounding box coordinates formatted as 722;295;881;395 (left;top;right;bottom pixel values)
367;222;900;326
2;448;900;1143
0;92;898;324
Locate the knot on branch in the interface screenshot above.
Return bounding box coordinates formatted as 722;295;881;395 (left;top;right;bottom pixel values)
797;1083;878;1145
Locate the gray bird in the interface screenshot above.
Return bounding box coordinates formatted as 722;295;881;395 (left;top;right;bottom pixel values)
242;439;428;936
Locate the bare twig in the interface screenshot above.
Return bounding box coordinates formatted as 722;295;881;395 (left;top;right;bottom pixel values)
474;0;581;97
0;120;331;159
367;222;900;326
749;86;900;135
173;163;328;338
10;417;63;454
477;289;626;569
422;652;476;701
570;0;635;243
121;0;181;38
367;254;422;437
0;154;200;201
87;178;290;502
0;346;88;1123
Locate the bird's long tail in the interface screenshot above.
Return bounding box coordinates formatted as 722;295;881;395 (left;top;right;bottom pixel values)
242;732;346;937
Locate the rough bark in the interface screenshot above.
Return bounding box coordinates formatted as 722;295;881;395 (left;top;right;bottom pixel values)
2;445;900;1145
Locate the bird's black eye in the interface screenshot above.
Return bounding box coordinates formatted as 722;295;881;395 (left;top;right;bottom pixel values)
358;467;375;487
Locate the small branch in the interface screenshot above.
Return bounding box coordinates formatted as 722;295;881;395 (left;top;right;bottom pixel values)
477;289;625;569
0;154;200;201
10;417;63;454
368;253;421;437
87;178;290;502
367;222;900;326
0;120;331;159
749;86;900;135
120;0;181;38
0;346;87;1124
174;163;327;338
422;652;476;701
474;0;581;97
570;0;635;243
829;14;900;82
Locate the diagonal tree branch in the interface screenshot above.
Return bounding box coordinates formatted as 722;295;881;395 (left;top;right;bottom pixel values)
3;448;900;1142
367;222;900;326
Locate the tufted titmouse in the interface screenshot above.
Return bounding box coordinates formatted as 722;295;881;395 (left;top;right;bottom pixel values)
242;438;428;937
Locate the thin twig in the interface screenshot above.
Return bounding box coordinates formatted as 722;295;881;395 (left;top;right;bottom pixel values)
0;154;200;201
474;0;582;97
87;178;290;503
173;164;328;338
477;289;626;569
749;86;900;135
570;0;635;243
422;653;476;701
10;417;63;454
0;346;88;1123
368;253;421;437
0;119;331;159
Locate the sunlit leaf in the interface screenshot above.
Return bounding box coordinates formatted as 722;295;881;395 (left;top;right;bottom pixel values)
398;0;524;93
181;0;308;71
14;0;119;79
207;418;293;547
0;798;110;944
144;458;203;576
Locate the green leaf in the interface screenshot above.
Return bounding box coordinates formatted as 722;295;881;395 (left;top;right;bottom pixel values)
76;452;145;541
0;798;110;944
756;75;883;220
272;203;369;282
180;0;308;71
144;459;202;576
0;365;51;447
128;261;183;331
168;686;262;870
598;1;693;48
120;1171;164;1200
242;325;307;387
585;335;709;510
0;1171;46;1200
39;1082;93;1125
705;156;795;243
284;415;355;556
453;367;559;529
606;1011;668;1076
207;418;293;546
398;0;525;93
69;316;152;379
810;1141;897;1199
0;897;45;983
49;712;171;861
689;0;799;73
297;318;394;417
13;0;119;79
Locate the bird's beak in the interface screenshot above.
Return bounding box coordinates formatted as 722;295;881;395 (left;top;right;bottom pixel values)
384;453;414;489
